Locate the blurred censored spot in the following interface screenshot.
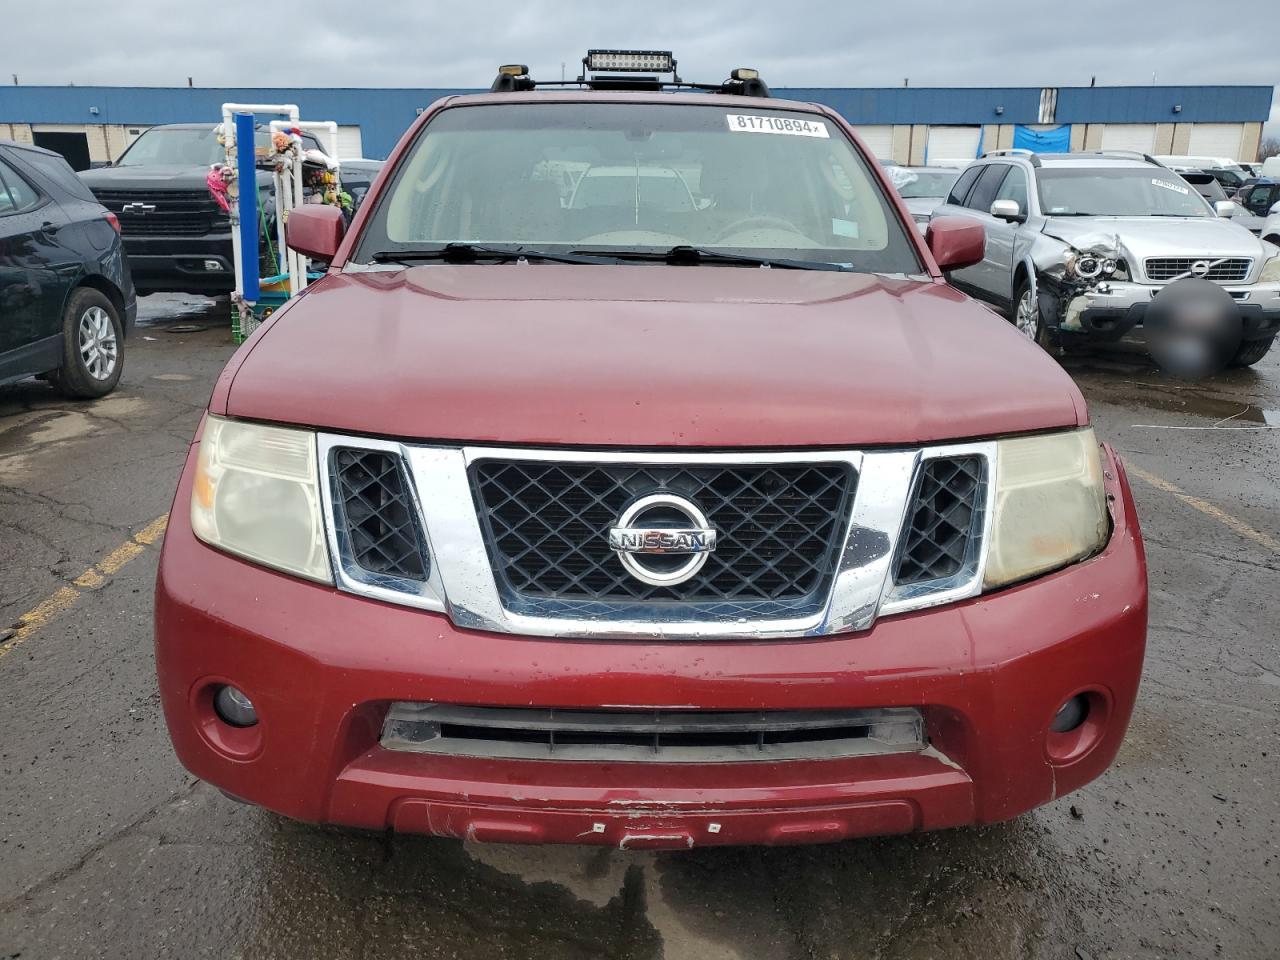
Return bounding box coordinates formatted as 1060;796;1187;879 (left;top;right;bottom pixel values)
1144;277;1242;378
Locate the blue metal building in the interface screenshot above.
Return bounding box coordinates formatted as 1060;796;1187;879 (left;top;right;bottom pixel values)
0;83;1272;166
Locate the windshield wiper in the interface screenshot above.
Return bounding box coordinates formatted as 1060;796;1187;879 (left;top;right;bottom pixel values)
569;245;851;271
369;243;610;266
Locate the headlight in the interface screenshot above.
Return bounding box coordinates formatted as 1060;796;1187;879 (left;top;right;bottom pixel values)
984;428;1109;590
191;415;332;582
1261;255;1280;284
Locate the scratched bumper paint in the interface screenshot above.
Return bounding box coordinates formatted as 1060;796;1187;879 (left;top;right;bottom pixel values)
154;447;1147;847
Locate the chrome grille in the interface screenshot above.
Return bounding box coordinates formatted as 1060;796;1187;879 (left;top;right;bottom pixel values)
895;457;983;585
382;702;925;762
1144;257;1252;282
471;460;854;603
331;448;428;581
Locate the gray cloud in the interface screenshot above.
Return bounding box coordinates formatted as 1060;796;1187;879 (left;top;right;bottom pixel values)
4;0;1276;136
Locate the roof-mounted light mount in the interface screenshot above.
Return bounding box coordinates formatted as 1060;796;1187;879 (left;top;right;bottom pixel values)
490;64;535;93
488;50;770;98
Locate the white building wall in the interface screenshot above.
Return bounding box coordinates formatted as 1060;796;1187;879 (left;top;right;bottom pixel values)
925;126;982;166
1099;124;1157;153
850;125;894;159
1186;123;1246;160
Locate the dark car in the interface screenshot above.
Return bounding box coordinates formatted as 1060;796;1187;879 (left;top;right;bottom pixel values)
1;140;135;397
78;123;328;297
1235;179;1280;218
334;159;384;212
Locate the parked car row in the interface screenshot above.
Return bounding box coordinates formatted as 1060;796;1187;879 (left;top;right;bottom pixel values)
886;149;1280;368
1;126;384;398
80;124;383;297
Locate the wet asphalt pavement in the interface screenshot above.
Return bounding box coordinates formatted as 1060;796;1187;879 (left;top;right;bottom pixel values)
1;294;1277;960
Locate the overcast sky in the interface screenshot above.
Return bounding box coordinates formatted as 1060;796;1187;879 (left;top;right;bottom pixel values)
7;1;1279;132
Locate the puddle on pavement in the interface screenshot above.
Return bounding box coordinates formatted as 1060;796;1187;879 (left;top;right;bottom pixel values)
1066;366;1280;426
135;293;228;330
1118;385;1280;426
228;809;1103;960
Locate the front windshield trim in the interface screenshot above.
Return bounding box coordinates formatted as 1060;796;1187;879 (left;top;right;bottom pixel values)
350;100;923;275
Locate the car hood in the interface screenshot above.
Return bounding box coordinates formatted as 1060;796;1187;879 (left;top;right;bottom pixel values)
78;165;272;190
1041;215;1264;269
903;197;945;218
222;265;1085;447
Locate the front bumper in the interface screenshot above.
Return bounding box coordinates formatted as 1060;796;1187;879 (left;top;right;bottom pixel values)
122;233;234;294
155;445;1147;848
1064;279;1280;342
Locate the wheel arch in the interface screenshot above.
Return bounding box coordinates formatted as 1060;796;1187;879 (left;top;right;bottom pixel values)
1012;256;1037;311
71;274;128;338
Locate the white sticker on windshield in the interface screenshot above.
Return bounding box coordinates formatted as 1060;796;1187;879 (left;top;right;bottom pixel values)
1152;178;1190;196
726;114;829;138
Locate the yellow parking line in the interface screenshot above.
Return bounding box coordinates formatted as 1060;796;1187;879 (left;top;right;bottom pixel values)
96;540;145;575
1127;465;1280;554
0;514;169;661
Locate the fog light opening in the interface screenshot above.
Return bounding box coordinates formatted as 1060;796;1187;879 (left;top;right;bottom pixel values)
213;685;258;728
1050;694;1089;734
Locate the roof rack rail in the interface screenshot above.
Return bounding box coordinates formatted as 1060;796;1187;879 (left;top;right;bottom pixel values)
982;148;1040;167
1086;149;1164;166
487;50;770;98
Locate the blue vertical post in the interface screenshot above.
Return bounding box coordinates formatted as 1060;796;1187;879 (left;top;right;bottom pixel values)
235;112;260;302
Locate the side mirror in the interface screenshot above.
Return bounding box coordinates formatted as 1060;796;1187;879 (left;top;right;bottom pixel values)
1214;200;1236;218
926;216;985;271
989;199;1023;222
285;205;345;262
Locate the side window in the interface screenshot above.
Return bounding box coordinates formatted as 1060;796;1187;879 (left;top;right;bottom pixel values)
0;157;41;215
946;166;982;206
966;164;1009;213
994;166;1029;212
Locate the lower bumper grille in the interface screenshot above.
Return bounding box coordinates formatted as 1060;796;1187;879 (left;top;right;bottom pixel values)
381;702;925;763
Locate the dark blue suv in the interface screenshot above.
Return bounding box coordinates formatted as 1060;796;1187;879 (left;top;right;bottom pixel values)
0;140;135;398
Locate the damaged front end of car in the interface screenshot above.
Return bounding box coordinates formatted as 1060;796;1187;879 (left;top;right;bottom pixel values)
1028;231;1127;337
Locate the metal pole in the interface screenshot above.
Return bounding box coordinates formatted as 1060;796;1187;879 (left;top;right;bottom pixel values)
234;112;260;305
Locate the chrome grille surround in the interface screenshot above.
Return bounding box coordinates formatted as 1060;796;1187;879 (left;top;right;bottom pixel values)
1143;257;1252;283
316;437;997;639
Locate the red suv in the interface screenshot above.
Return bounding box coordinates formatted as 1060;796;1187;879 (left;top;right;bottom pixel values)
155;55;1147;849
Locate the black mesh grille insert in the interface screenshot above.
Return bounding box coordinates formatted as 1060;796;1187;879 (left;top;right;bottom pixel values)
895;456;983;585
332;449;428;581
472;461;854;602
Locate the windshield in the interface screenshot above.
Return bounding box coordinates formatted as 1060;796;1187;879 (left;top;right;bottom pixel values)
117;128;225;166
356;102;921;273
117;127;323;167
1038;168;1213;218
893;170;960;199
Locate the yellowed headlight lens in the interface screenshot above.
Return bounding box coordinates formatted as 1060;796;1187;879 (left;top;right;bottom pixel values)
191;415;332;583
983;428;1109;590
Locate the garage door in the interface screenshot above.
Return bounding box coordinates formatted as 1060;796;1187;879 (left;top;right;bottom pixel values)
1100;124;1156;153
851;125;894;160
926;127;982;166
1187;123;1244;161
336;125;363;159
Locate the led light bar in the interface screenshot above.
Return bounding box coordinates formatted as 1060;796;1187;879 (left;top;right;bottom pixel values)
585;49;674;73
